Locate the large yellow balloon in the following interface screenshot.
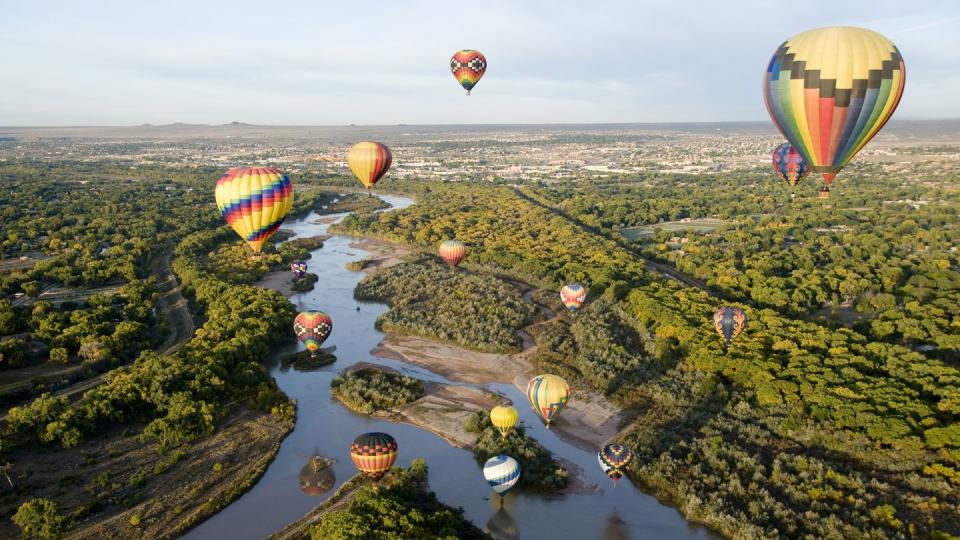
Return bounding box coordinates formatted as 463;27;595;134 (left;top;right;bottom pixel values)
347;141;392;194
763;27;905;191
526;374;569;428
489;405;519;439
214;167;294;253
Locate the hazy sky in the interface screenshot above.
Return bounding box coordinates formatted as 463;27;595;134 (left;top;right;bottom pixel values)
2;0;958;125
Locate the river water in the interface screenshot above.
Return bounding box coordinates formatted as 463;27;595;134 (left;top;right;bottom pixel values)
183;194;716;540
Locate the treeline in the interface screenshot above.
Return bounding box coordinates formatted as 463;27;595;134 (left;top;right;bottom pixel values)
354;257;536;353
336;179;960;537
6;225;295;450
311;459;489;539
330;368;424;414
465;412;568;492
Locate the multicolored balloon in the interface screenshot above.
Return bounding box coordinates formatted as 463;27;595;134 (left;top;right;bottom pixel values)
598;443;633;484
214;167;294;253
771;143;810;188
526;374;569;429
290;260;308;278
713;306;747;349
298;455;336;496
350;432;398;481
763;27;905;192
347;141;392;195
489;405;519;439
438;239;466;267
450;49;487;95
483;455;520;496
560;283;587;312
293;311;333;356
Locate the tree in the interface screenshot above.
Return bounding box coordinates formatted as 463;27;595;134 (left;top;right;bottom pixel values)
48;347;69;364
22;281;42;298
12;498;65;540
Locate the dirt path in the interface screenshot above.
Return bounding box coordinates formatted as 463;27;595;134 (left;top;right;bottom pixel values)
1;252;196;417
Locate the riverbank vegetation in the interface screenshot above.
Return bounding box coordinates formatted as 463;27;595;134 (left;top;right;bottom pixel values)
465;411;569;492
354;257;536;353
338;176;960;537
310;459;489;540
330;368;424;414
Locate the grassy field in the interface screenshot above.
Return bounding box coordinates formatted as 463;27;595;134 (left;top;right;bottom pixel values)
619;218;729;241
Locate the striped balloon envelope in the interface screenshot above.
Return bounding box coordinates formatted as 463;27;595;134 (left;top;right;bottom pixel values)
350;432;398;481
214;167;294;253
597;443;633;483
763;27;905;191
483;455;520;495
347;141;392;195
713;306;747;349
293;311;333;355
771;143;810;188
290;260;308;278
560;283;587;312
450;49;487;95
526;374;570;428
438;239;466;267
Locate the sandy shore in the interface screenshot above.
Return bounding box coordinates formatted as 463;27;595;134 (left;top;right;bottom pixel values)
376;383;500;449
348;237;413;274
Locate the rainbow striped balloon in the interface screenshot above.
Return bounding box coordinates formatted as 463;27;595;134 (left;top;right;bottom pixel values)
483;455;520;495
450;50;487;95
350;432;398;481
347;141;392;194
438;239;466;267
215;167;294;253
293;311;333;354
763;27;905;189
526;374;569;428
560;283;587;312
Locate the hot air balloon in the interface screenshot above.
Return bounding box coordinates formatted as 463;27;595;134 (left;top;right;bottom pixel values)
598;443;633;485
526;374;569;429
771;143;810;188
350;432;398;482
450;50;487;95
560;283;587;312
347;142;392;195
293;311;333;357
290;260;308;278
490;406;519;439
713;306;747;350
214;167;294;254
438;240;466;267
483;455;520;500
763;27;905;195
298;455;336;496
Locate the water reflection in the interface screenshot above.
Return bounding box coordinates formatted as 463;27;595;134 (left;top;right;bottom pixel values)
297;454;336;497
599;509;630;540
486;507;520;540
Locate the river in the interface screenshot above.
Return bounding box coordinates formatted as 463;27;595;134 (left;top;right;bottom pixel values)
183;194;717;540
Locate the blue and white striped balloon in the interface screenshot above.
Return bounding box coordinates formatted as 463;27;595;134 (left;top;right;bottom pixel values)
483;455;521;495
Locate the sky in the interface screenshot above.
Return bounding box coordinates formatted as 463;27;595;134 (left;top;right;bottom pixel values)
1;0;958;125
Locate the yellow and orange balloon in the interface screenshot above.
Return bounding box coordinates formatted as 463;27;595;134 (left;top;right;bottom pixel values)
214;167;294;253
347;141;392;195
763;27;905;193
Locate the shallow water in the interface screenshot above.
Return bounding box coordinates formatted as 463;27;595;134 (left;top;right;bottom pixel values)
183;194;717;540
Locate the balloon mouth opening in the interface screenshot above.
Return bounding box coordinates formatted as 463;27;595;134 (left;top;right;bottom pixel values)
821;172;837;185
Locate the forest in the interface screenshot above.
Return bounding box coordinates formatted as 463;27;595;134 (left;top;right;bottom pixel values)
465;412;569;492
335;172;960;537
353;256;536;353
310;459;489;540
330;368;424;414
